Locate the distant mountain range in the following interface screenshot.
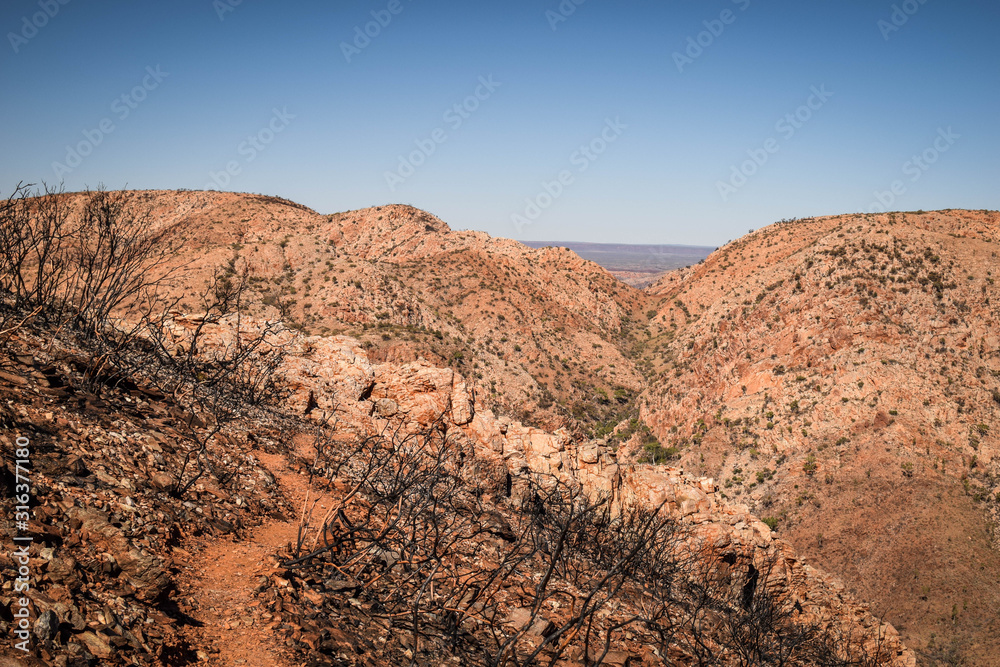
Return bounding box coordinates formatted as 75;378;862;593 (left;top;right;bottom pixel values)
518;240;715;276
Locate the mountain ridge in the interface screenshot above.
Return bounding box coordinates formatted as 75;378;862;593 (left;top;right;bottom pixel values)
5;187;998;664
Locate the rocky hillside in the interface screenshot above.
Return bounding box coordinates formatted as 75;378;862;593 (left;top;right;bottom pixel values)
0;312;912;666
96;190;649;434
7;187;999;665
0;186;921;666
641;210;1000;665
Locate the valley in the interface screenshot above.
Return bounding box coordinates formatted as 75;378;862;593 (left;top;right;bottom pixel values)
1;189;997;665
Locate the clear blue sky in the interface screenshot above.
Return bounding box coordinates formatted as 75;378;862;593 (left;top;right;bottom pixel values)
2;0;998;245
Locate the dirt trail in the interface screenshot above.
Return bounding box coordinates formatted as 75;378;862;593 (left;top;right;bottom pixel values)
174;450;335;666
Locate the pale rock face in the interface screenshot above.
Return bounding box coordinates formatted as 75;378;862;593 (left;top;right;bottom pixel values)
281;335;375;412
578;444;601;464
450;374;474;425
369;362;454;426
675;486;712;516
468;411;504;453
373;398;398;418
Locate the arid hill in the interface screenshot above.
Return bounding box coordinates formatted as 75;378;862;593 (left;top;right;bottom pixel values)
641;210;1000;665
115;190;649;434
5;187;997;665
0;187;913;666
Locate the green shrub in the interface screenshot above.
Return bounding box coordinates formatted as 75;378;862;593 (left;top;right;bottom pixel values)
803;455;817;475
641;442;679;465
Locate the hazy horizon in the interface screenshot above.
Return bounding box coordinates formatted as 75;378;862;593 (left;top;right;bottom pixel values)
2;0;998;246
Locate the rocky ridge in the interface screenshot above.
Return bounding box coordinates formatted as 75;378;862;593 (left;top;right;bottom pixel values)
172;312;915;665
99;190;648;433
8;189;998;664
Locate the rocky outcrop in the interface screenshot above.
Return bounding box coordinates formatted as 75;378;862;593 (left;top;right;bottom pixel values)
466;413;911;663
177;314;914;665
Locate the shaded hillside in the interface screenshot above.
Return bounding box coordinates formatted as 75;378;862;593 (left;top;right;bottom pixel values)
640;210;1000;665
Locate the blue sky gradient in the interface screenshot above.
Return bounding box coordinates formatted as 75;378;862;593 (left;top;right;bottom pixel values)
1;0;997;245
